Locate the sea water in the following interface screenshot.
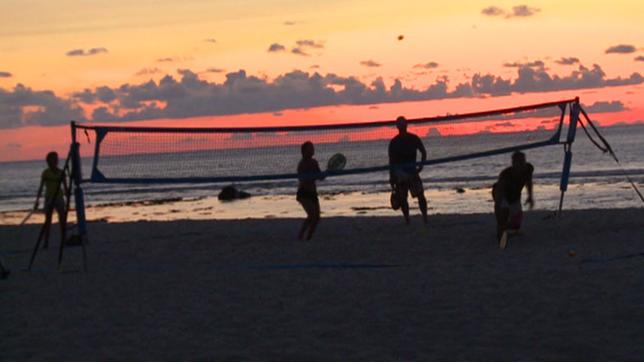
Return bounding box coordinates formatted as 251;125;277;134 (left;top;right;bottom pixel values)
1;124;642;214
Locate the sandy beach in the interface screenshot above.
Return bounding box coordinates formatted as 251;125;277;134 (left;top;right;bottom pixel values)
1;208;643;361
3;0;644;360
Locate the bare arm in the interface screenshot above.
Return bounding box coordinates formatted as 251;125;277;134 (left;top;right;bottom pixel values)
417;140;427;172
316;161;326;181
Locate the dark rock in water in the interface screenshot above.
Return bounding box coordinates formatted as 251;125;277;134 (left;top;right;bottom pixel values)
455;187;466;194
218;186;251;201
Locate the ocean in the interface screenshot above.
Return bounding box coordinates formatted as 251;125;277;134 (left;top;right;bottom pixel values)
1;124;643;214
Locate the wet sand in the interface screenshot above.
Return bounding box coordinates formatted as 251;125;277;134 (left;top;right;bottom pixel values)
1;181;642;225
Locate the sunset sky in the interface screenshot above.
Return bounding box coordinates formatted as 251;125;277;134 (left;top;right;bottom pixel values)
0;0;642;161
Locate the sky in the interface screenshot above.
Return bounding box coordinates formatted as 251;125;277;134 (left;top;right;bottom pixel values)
0;0;643;161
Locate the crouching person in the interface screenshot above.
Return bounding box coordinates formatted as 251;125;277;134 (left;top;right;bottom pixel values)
493;151;534;241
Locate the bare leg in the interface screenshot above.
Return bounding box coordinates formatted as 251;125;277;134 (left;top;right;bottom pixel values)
306;215;320;240
305;201;321;240
495;203;510;240
418;194;428;224
400;198;410;225
306;204;320;240
298;217;311;240
298;198;320;240
43;211;53;249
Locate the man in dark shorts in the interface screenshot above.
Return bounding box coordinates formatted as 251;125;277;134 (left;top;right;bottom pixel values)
492;151;534;240
388;116;428;224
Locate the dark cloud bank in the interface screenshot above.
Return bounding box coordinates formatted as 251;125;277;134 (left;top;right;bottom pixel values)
267;43;286;52
66;48;108;57
482;5;540;18
0;64;642;128
605;44;636;54
556;57;580;65
268;40;324;56
360;60;381;68
414;62;439;69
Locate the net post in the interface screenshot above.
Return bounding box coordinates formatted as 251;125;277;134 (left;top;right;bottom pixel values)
70;121;88;238
558;98;580;215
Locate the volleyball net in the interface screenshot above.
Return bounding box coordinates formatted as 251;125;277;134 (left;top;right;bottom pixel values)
71;98;579;184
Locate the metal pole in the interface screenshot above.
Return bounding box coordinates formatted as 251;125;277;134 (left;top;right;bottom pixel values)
558;144;572;215
557;99;580;216
70;121;88;238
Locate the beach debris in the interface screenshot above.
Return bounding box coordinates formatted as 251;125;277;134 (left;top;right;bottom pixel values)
397;34;404;41
218;185;251;201
455;187;466;194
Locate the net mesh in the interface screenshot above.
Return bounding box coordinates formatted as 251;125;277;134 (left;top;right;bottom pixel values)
75;100;574;184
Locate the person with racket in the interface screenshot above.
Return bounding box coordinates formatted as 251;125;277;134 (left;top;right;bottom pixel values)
388;116;428;225
296;141;346;240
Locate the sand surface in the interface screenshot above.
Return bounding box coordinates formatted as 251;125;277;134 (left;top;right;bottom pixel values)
1;209;643;361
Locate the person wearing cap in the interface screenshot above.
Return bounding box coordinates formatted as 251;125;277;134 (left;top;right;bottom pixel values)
388;116;428;224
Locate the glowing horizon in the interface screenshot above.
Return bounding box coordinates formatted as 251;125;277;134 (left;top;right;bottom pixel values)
1;90;641;163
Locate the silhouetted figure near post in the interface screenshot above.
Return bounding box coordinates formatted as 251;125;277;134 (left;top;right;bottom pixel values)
493;151;534;240
388;116;428;224
296;141;326;240
33;152;68;249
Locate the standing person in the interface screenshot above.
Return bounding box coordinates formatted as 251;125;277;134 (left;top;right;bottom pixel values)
296;141;326;240
388;116;428;224
492;151;534;241
34;151;68;249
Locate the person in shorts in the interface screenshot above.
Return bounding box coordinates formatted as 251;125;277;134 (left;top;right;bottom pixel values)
296;141;326;240
388;116;428;224
492;151;534;240
34;151;68;249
